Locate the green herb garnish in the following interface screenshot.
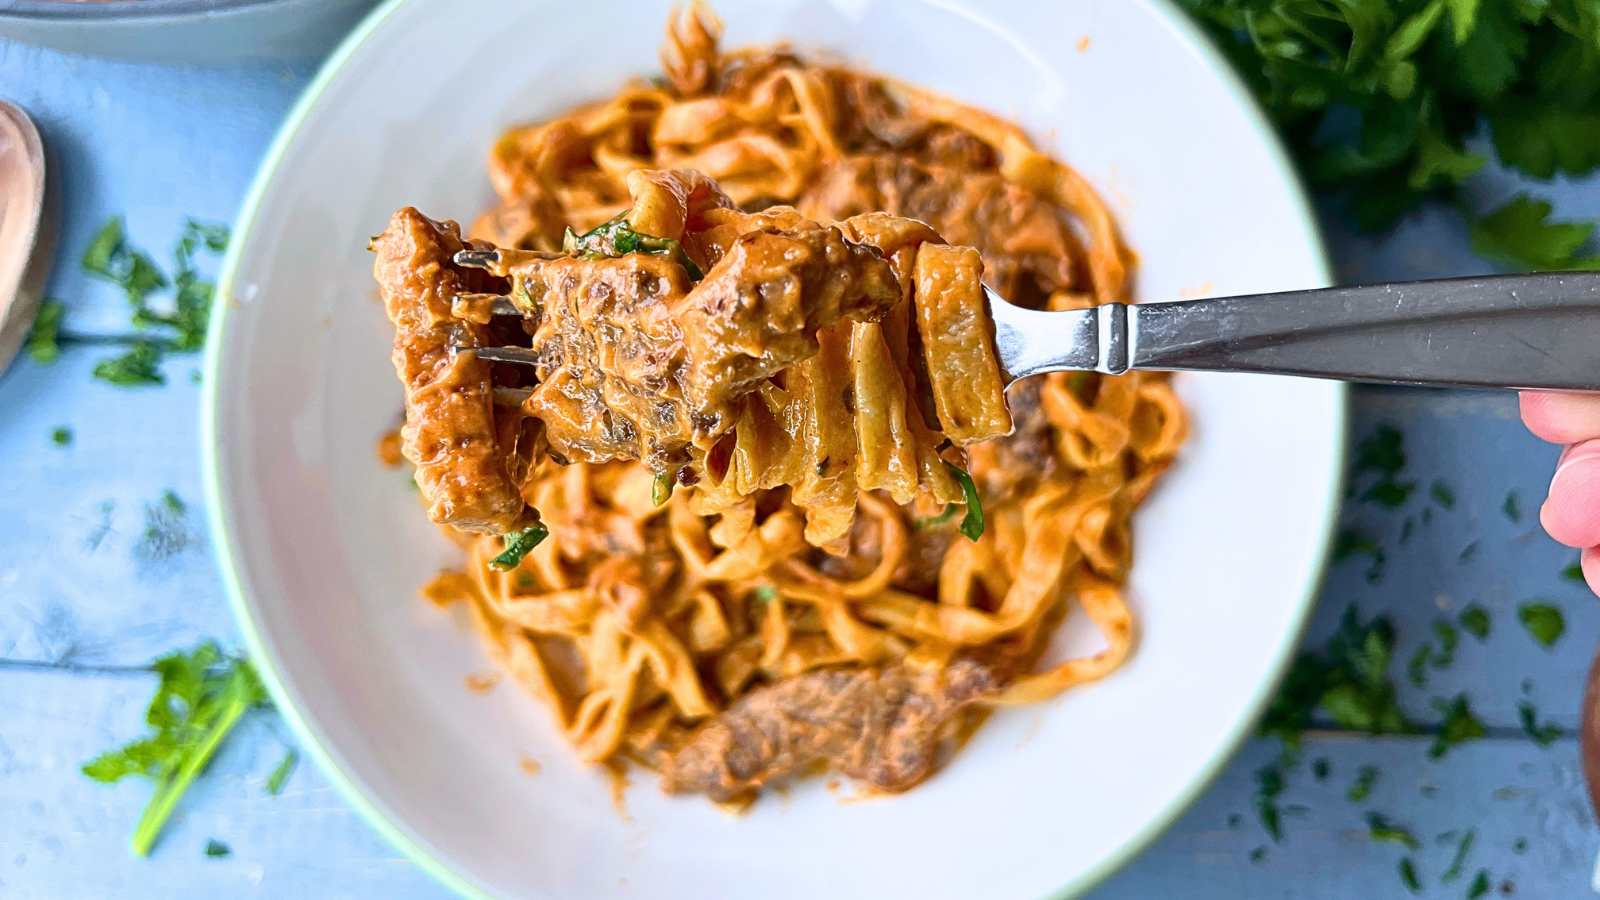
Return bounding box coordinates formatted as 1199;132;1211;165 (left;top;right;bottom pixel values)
1503;491;1522;522
1430;618;1459;668
1517;602;1565;648
1249;846;1268;863
1332;528;1386;583
1562;559;1585;583
752;585;779;603
1442;828;1476;882
1466;870;1491;899
564;214;704;280
1262;607;1408;747
1180;1;1600;271
81;217;229;386
1458;605;1490;641
204;839;231;858
1366;812;1421;850
26;298;65;363
1517;701;1562;747
1348;765;1379;802
51;426;73;447
1428;694;1486;759
1398;857;1421;894
1254;764;1285;842
81;643;268;856
1311;757;1330;781
945;462;985;541
489;523;549;571
1406;644;1432;688
93;341;166;386
652;472;675;507
1429;479;1455;508
265;748;298;795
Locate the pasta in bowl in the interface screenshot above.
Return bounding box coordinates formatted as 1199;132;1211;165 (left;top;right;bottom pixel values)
205;0;1340;896
372;6;1186;803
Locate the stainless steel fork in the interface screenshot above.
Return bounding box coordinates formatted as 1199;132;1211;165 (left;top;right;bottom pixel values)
990;271;1600;390
459;252;1600;391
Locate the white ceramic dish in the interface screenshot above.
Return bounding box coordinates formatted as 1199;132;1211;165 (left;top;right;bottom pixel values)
203;1;1344;897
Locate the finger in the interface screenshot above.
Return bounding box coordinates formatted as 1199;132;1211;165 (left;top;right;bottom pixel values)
1584;547;1600;600
1540;439;1600;548
1520;391;1600;444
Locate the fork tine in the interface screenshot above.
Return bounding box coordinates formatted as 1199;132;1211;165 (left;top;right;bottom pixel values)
454;248;502;268
466;344;542;366
493;385;532;406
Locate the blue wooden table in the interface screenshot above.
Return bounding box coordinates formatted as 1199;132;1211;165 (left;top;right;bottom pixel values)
2;38;1597;900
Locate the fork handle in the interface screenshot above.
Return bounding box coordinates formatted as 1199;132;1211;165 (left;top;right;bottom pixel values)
1114;272;1600;391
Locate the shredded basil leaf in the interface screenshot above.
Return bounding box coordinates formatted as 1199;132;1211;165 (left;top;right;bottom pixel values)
944;462;985;541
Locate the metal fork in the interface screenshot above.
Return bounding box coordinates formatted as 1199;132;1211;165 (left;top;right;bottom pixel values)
455;250;1600;391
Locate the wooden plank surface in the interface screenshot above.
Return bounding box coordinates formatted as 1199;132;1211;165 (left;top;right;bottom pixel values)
1;32;1598;900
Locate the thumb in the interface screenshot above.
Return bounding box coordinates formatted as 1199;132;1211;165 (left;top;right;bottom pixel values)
1541;439;1600;548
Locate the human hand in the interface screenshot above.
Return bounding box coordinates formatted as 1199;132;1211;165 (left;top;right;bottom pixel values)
1520;391;1600;595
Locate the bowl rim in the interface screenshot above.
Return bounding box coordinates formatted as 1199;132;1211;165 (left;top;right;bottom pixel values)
0;0;291;21
200;1;1344;897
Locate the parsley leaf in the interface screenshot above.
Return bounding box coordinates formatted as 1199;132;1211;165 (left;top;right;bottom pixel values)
81;643;268;856
51;426;72;447
1429;694;1486;759
1517;701;1562;746
1517;601;1565;648
564;213;704;280
1348;765;1380;802
1367;812;1422;850
1458;604;1490;640
1398;856;1421;894
1470;196;1600;271
204;839;231;858
946;462;985;542
265;748;298;795
1442;827;1476;882
489;523;550;571
1562;559;1585;583
1429;479;1456;508
25;298;65;364
1254;764;1285;842
93;342;165;387
1467;869;1491;899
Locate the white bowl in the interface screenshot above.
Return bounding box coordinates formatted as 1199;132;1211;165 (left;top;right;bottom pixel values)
202;1;1343;897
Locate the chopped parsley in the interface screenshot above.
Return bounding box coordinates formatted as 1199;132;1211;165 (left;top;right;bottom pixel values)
1406;644;1432;688
1517;602;1565;648
488;523;549;571
204;839;231;858
1458;605;1490;641
1429;479;1455;508
1254;764;1285;842
946;462;985;542
80;217;229;386
1249;846;1268;863
1366;812;1420;850
1466;870;1491;899
1562;559;1585;583
563;213;704;280
26;298;65;363
1261;607;1408;746
81;643;268;856
1333;528;1387;583
1311;757;1330;781
50;426;72;447
1430;619;1459;668
1348;765;1379;803
1502;491;1522;523
1428;694;1486;759
1457;540;1479;564
1398;857;1421;894
752;585;779;603
265;748;298;795
1517;701;1562;747
651;472;674;507
1442;828;1476;883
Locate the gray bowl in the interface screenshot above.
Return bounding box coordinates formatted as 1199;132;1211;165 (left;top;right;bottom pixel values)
0;0;379;63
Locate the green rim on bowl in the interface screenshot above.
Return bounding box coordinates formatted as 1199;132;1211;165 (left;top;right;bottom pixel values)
200;1;1344;897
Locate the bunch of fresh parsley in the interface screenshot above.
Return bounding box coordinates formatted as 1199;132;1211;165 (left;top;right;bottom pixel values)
1181;0;1600;270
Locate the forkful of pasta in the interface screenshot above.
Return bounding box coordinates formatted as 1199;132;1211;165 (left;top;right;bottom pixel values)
374;167;1600;565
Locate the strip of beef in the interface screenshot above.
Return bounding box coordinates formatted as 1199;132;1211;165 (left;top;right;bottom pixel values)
484;211;902;470
372;207;529;534
659;658;999;801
